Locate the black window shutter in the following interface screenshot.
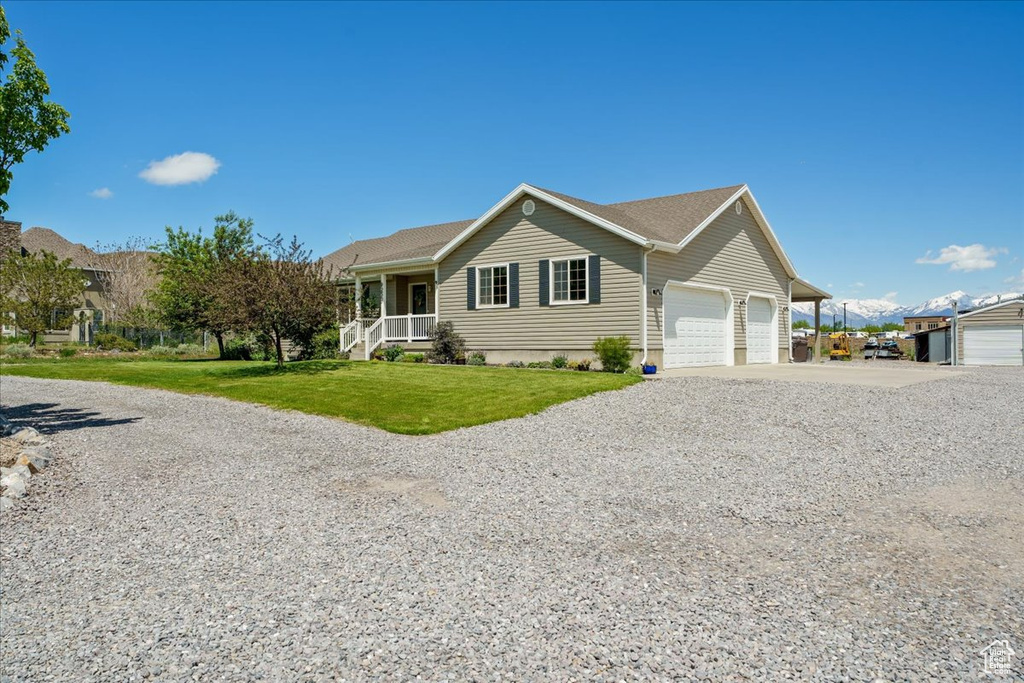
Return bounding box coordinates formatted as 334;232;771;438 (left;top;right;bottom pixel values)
509;263;519;308
588;255;601;304
538;259;550;306
466;267;476;310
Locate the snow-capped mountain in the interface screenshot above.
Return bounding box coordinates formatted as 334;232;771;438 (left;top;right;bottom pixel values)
791;290;1023;327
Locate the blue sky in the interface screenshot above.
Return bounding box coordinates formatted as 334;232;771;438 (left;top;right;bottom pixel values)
4;1;1023;304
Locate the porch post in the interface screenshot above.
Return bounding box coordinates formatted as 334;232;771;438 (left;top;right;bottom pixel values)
354;275;362;321
814;299;822;363
380;273;387;317
408;313;413;343
434;266;440;318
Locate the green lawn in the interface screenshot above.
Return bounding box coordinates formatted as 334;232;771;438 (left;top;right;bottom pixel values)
0;357;639;435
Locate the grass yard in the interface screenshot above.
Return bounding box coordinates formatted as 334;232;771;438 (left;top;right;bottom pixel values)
0;357;640;434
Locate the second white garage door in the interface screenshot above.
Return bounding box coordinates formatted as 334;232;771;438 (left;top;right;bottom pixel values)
746;296;776;364
663;284;731;368
963;325;1024;365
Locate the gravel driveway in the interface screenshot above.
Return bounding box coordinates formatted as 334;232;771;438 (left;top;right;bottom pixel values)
1;368;1022;681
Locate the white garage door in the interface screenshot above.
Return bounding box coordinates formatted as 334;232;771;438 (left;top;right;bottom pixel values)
663;285;730;368
963;325;1024;366
746;296;775;364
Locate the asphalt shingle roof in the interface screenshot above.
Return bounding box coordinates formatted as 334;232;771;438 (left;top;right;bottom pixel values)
320;184;746;274
19;227;97;268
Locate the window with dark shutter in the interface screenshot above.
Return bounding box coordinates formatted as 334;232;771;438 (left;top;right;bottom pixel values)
588;255;601;304
509;263;519;308
538;259;550;306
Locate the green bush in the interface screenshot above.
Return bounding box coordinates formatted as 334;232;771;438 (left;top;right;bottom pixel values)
382;344;405;362
307;328;342;360
593;336;632;373
467;351;486;366
399;353;425;363
551;354;569;369
427;321;466;364
624;365;643;377
174;343;205;356
222;333;274;361
147;345;175;356
506;360;525;368
3;343;34;358
527;360;552;369
94;333;138;352
59;347;78;358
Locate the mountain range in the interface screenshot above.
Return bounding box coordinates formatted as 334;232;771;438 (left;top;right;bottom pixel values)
791;290;1024;328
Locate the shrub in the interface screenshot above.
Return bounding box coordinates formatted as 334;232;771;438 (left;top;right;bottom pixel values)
400;353;425;363
221;338;252;361
306;328;342;360
94;333;138;352
3;343;34;358
593;335;632;373
382;344;405;362
174;343;205;356
467;351;486;366
59;347;78;358
147;345;175;356
527;360;552;369
427;321;466;364
551;354;569;369
624;365;643;377
576;358;592;372
506;360;525;368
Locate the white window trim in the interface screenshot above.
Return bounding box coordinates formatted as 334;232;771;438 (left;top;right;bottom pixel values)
476;262;511;309
549;255;590;306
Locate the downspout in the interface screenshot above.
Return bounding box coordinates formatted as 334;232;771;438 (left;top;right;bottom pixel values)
640;244;654;366
787;278;794;363
950;301;958;366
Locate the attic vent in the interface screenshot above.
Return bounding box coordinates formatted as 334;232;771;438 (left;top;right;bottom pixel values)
735;201;743;215
522;199;536;217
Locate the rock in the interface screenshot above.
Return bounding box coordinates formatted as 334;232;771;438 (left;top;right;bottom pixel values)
1;464;31;479
0;473;27;498
0;495;13;512
11;427;45;446
16;447;53;473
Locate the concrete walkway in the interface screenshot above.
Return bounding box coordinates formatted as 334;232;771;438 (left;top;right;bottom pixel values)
653;361;964;387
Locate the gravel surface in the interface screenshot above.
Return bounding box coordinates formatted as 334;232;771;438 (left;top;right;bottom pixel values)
1;367;1022;681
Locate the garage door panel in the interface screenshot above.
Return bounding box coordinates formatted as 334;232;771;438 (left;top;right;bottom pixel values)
964;326;1024;365
746;296;774;364
664;285;729;368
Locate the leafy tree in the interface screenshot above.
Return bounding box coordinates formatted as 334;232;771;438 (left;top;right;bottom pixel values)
0;249;85;346
881;322;903;332
862;324;882;335
0;7;71;214
792;319;810;329
218;233;336;367
153;212;255;357
89;237;159;330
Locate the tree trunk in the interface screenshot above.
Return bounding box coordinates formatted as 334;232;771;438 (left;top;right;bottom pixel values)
214;331;225;358
274;328;284;368
29;331;38;347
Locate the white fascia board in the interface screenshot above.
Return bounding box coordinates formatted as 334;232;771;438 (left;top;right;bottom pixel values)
959;297;1024;318
347;257;435;273
432;183;649;262
676;186;798;279
792;276;832;300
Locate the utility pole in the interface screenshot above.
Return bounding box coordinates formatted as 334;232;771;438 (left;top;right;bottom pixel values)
832;313;837;333
843;303;848;333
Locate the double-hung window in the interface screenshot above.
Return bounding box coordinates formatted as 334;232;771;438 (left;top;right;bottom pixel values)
552;257;588;304
478;264;509;307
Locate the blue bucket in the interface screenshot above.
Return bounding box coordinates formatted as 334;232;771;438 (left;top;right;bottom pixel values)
642;364;657;375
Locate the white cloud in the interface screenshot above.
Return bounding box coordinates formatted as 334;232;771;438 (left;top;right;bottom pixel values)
1005;269;1024;287
851;282;865;289
882;291;898;301
139;151;221;186
915;243;1007;272
89;187;113;199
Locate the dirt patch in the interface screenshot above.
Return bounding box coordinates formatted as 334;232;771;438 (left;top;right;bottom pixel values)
0;437;19;468
337;476;450;508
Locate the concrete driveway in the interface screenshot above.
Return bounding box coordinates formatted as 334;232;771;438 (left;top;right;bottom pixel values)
654;361;962;387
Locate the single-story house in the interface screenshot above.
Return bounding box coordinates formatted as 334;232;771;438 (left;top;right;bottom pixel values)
956;298;1024;365
321;183;830;368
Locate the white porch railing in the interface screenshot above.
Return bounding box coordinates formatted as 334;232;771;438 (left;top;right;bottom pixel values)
364;314;437;359
340;319;361;353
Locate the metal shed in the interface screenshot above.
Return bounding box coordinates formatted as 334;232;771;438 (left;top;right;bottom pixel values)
913;325;951;364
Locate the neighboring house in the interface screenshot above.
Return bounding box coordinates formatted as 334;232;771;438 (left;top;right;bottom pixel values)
955;297;1024;365
903;315;948;333
322;183;830;368
2;221;110;343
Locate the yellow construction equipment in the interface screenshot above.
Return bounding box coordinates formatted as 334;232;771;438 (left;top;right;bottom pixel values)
828;332;851;360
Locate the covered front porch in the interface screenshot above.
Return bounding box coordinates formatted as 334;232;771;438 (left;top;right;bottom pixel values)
338;268;440;359
791;277;832;362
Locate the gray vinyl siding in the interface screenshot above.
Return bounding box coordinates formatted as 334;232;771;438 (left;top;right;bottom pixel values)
438;196;642;350
956;302;1024;364
646;197;789;352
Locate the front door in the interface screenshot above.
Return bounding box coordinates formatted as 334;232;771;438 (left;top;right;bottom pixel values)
411;283;428;315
